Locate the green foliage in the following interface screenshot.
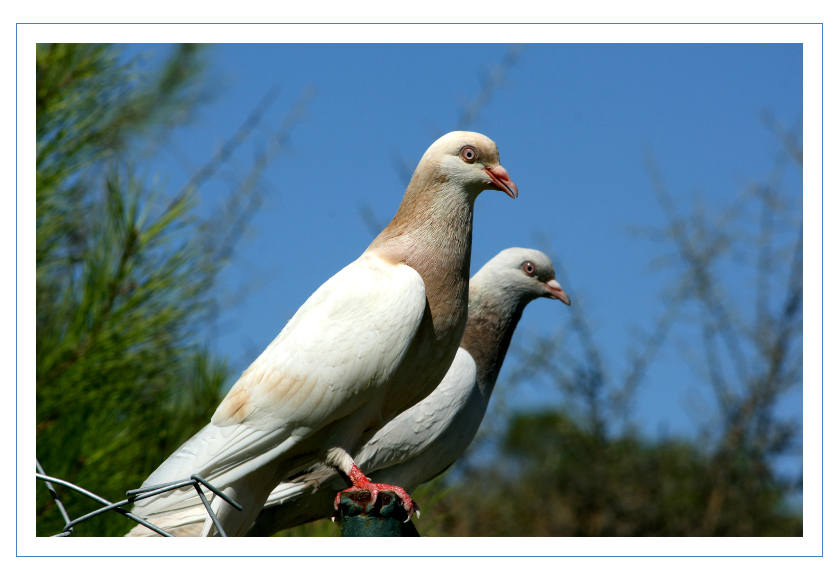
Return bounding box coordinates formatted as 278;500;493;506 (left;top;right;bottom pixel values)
428;410;802;537
272;518;341;538
36;43;228;537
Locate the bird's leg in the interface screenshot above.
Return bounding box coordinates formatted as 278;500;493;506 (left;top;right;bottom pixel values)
333;464;420;522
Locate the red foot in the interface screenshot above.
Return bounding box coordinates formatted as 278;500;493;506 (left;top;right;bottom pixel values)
334;465;420;522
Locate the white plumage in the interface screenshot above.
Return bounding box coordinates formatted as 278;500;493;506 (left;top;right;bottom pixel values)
129;248;569;536
128;132;517;537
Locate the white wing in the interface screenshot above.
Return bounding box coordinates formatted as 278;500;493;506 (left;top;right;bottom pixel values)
257;347;477;510
127;349;481;534
133;253;427;517
258;347;477;501
353;347;478;474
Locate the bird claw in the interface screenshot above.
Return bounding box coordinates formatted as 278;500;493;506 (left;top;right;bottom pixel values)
401;499;420;522
333;481;419;522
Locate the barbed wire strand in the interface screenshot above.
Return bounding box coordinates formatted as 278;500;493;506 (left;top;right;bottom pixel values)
36;460;73;537
37;459;243;537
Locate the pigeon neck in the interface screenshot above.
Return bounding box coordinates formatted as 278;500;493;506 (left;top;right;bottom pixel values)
368;180;476;339
460;290;528;399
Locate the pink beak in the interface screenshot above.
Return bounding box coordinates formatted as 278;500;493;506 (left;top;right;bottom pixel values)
544;279;571;305
484;166;518;199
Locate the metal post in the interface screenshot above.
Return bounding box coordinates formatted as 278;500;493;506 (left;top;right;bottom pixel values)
335;490;420;537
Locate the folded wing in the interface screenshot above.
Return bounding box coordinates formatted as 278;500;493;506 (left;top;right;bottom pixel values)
133;254;427;518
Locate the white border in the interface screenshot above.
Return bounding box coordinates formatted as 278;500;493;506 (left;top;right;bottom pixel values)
12;20;824;566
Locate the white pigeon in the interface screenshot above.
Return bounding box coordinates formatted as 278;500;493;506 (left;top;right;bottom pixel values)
128;248;568;537
128;131;518;537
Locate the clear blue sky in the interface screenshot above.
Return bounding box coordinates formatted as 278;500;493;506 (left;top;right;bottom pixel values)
128;43;803;496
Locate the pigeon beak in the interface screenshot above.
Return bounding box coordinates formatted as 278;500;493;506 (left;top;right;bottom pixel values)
484;165;518;199
544;279;571;305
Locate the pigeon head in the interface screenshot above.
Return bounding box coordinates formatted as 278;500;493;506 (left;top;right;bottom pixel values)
473;247;571;307
415;131;518;200
370;132;517;267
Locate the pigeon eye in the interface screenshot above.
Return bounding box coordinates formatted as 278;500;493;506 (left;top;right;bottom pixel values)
522;261;536;276
460;146;477;163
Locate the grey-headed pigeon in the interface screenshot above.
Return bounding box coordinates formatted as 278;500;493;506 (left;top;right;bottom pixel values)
129;248;568;537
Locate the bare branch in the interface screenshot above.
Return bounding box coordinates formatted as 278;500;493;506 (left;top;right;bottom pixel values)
455;44;525;131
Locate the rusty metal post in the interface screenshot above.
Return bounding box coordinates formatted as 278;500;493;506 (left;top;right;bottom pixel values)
335;490;420;536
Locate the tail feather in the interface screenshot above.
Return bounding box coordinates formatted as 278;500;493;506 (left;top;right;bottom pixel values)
132;423;301;520
125;507;208;537
126;464;340;537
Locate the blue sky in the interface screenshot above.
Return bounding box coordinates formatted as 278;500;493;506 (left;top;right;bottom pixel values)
125;42;803;496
